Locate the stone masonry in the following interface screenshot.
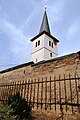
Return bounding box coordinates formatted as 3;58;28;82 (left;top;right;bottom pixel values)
0;51;80;84
0;51;80;112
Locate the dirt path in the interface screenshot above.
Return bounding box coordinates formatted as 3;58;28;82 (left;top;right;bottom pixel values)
32;110;80;120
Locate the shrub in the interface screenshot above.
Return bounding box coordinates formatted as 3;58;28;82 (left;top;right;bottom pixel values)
0;105;15;120
0;92;32;120
8;92;32;120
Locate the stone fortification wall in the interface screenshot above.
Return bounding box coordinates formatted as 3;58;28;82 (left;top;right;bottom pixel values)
0;52;80;113
0;52;80;83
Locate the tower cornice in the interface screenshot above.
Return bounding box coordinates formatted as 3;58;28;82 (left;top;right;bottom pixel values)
30;30;59;42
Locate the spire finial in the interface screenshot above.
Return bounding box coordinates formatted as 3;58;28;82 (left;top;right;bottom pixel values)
44;0;47;10
45;5;47;10
39;1;51;34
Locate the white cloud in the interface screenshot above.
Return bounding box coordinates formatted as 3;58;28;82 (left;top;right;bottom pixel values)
0;18;30;44
1;19;25;40
59;19;80;56
0;17;31;68
0;5;1;11
20;9;36;30
48;0;66;22
66;20;80;40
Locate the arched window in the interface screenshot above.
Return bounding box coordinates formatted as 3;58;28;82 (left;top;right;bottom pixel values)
50;53;52;57
38;40;40;46
35;42;37;47
49;41;51;46
52;42;53;48
35;40;40;47
36;58;37;62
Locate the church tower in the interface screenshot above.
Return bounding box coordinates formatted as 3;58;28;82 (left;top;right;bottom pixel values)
30;9;59;63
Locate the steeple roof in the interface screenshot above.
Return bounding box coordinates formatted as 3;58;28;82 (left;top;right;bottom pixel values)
30;8;59;43
39;9;51;34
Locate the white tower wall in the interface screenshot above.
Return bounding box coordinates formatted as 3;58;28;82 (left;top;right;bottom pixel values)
31;33;58;63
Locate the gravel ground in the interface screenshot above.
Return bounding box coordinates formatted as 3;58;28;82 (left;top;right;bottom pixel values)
32;110;80;120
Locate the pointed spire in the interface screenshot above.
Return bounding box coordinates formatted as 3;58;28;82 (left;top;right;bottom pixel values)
39;8;51;34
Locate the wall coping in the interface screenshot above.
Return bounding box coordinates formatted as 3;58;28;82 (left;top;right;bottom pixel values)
0;51;79;74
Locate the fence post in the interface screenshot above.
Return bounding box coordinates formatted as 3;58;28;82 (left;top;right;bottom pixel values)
54;76;56;111
69;74;73;113
37;78;39;109
50;76;51;110
59;75;61;111
41;78;43;109
30;79;33;105
45;77;47;110
27;80;30;103
64;74;67;111
33;79;36;108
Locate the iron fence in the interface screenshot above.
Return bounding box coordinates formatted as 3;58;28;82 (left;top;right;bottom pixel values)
0;74;80;113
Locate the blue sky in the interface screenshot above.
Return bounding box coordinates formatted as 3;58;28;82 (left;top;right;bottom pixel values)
0;0;80;70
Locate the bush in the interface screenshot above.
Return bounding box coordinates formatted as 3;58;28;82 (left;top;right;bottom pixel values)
0;92;32;120
0;105;15;120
